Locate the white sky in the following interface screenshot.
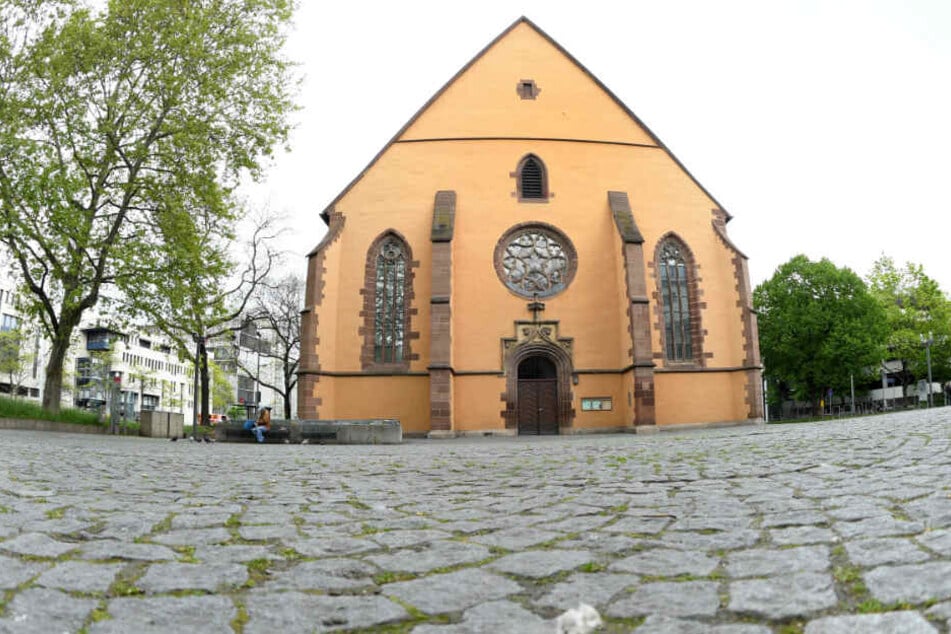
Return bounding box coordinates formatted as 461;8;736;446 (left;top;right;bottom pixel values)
243;0;951;292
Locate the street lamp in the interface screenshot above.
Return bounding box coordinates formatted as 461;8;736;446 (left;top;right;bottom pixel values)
921;332;934;408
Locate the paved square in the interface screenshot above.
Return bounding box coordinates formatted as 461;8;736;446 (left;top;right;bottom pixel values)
0;409;948;632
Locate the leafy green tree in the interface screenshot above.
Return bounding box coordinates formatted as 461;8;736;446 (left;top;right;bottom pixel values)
0;328;26;397
0;0;296;411
754;255;887;415
867;256;951;391
209;360;234;414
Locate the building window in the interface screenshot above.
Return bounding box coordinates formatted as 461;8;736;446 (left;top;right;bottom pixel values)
517;79;539;100
516;154;548;201
374;237;407;363
658;240;693;361
0;314;18;332
360;232;416;371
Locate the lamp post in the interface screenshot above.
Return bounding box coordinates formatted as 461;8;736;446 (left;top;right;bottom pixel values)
921;332;934;408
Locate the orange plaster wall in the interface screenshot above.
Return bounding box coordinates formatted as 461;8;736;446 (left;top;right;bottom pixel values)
328;375;431;434
453;375;506;431
653;371;748;426
571;374;630;430
400;23;655;146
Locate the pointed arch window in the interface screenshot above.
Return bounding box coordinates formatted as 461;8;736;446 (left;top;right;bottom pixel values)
658;240;693;361
374;237;407;363
516;154;548;201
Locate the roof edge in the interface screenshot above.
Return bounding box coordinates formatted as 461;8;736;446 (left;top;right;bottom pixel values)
317;16;729;221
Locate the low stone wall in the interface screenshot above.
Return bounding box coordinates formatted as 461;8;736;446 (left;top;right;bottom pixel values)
300;419;402;445
214;420;294;444
0;418;107;435
214;419;402;445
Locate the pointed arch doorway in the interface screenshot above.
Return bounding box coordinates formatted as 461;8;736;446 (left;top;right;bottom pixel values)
517;355;559;435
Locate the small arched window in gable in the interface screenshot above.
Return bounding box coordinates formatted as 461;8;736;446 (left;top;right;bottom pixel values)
516;154;548;201
658;239;693;362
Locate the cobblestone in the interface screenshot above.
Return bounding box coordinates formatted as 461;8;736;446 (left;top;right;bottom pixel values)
0;409;948;632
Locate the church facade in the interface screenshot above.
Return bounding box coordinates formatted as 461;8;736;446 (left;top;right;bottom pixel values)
299;18;763;435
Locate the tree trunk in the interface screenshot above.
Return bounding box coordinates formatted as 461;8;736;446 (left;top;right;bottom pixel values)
283;378;291;420
42;332;73;413
200;342;210;426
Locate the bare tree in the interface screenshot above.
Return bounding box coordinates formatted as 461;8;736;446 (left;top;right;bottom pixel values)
131;212;281;429
236;273;301;419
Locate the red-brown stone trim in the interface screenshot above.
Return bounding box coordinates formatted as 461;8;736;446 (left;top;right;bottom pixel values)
619;239;655;428
711;210;763;419
650;233;705;369
298;209;346;419
429;232;453;431
431;191;456;242
608;191;644;244
359;231;419;372
500;341;574;433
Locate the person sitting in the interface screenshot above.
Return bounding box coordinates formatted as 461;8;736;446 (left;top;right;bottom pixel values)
245;407;271;443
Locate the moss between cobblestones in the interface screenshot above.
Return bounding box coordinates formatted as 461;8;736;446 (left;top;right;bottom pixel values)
521;569;573;585
373;571;417;585
108;564;146;597
109;578;143;597
44;506;66;519
245;558;270;587
87;603;111;625
600;616;646;632
360;597;451;633
174;545;198;563
278;547;303;561
578;561;607;573
887;504;912;521
154;514;175;532
347;498;371;511
857;598;937;614
230;601;250;634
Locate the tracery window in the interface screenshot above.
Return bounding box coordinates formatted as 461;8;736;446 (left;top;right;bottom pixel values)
494;224;576;299
658;240;693;361
374;237;406;363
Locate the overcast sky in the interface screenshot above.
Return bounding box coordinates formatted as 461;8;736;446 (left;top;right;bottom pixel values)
242;0;951;293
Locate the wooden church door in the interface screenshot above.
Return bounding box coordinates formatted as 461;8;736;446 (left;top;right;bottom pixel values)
517;356;559;435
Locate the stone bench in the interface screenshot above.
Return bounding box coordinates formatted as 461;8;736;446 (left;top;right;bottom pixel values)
299;419;401;445
214;421;294;444
214;419;401;444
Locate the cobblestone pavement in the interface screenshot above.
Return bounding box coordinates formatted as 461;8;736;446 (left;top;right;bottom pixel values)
0;409;949;633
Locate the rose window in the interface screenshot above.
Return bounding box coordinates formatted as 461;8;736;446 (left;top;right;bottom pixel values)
495;225;576;298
